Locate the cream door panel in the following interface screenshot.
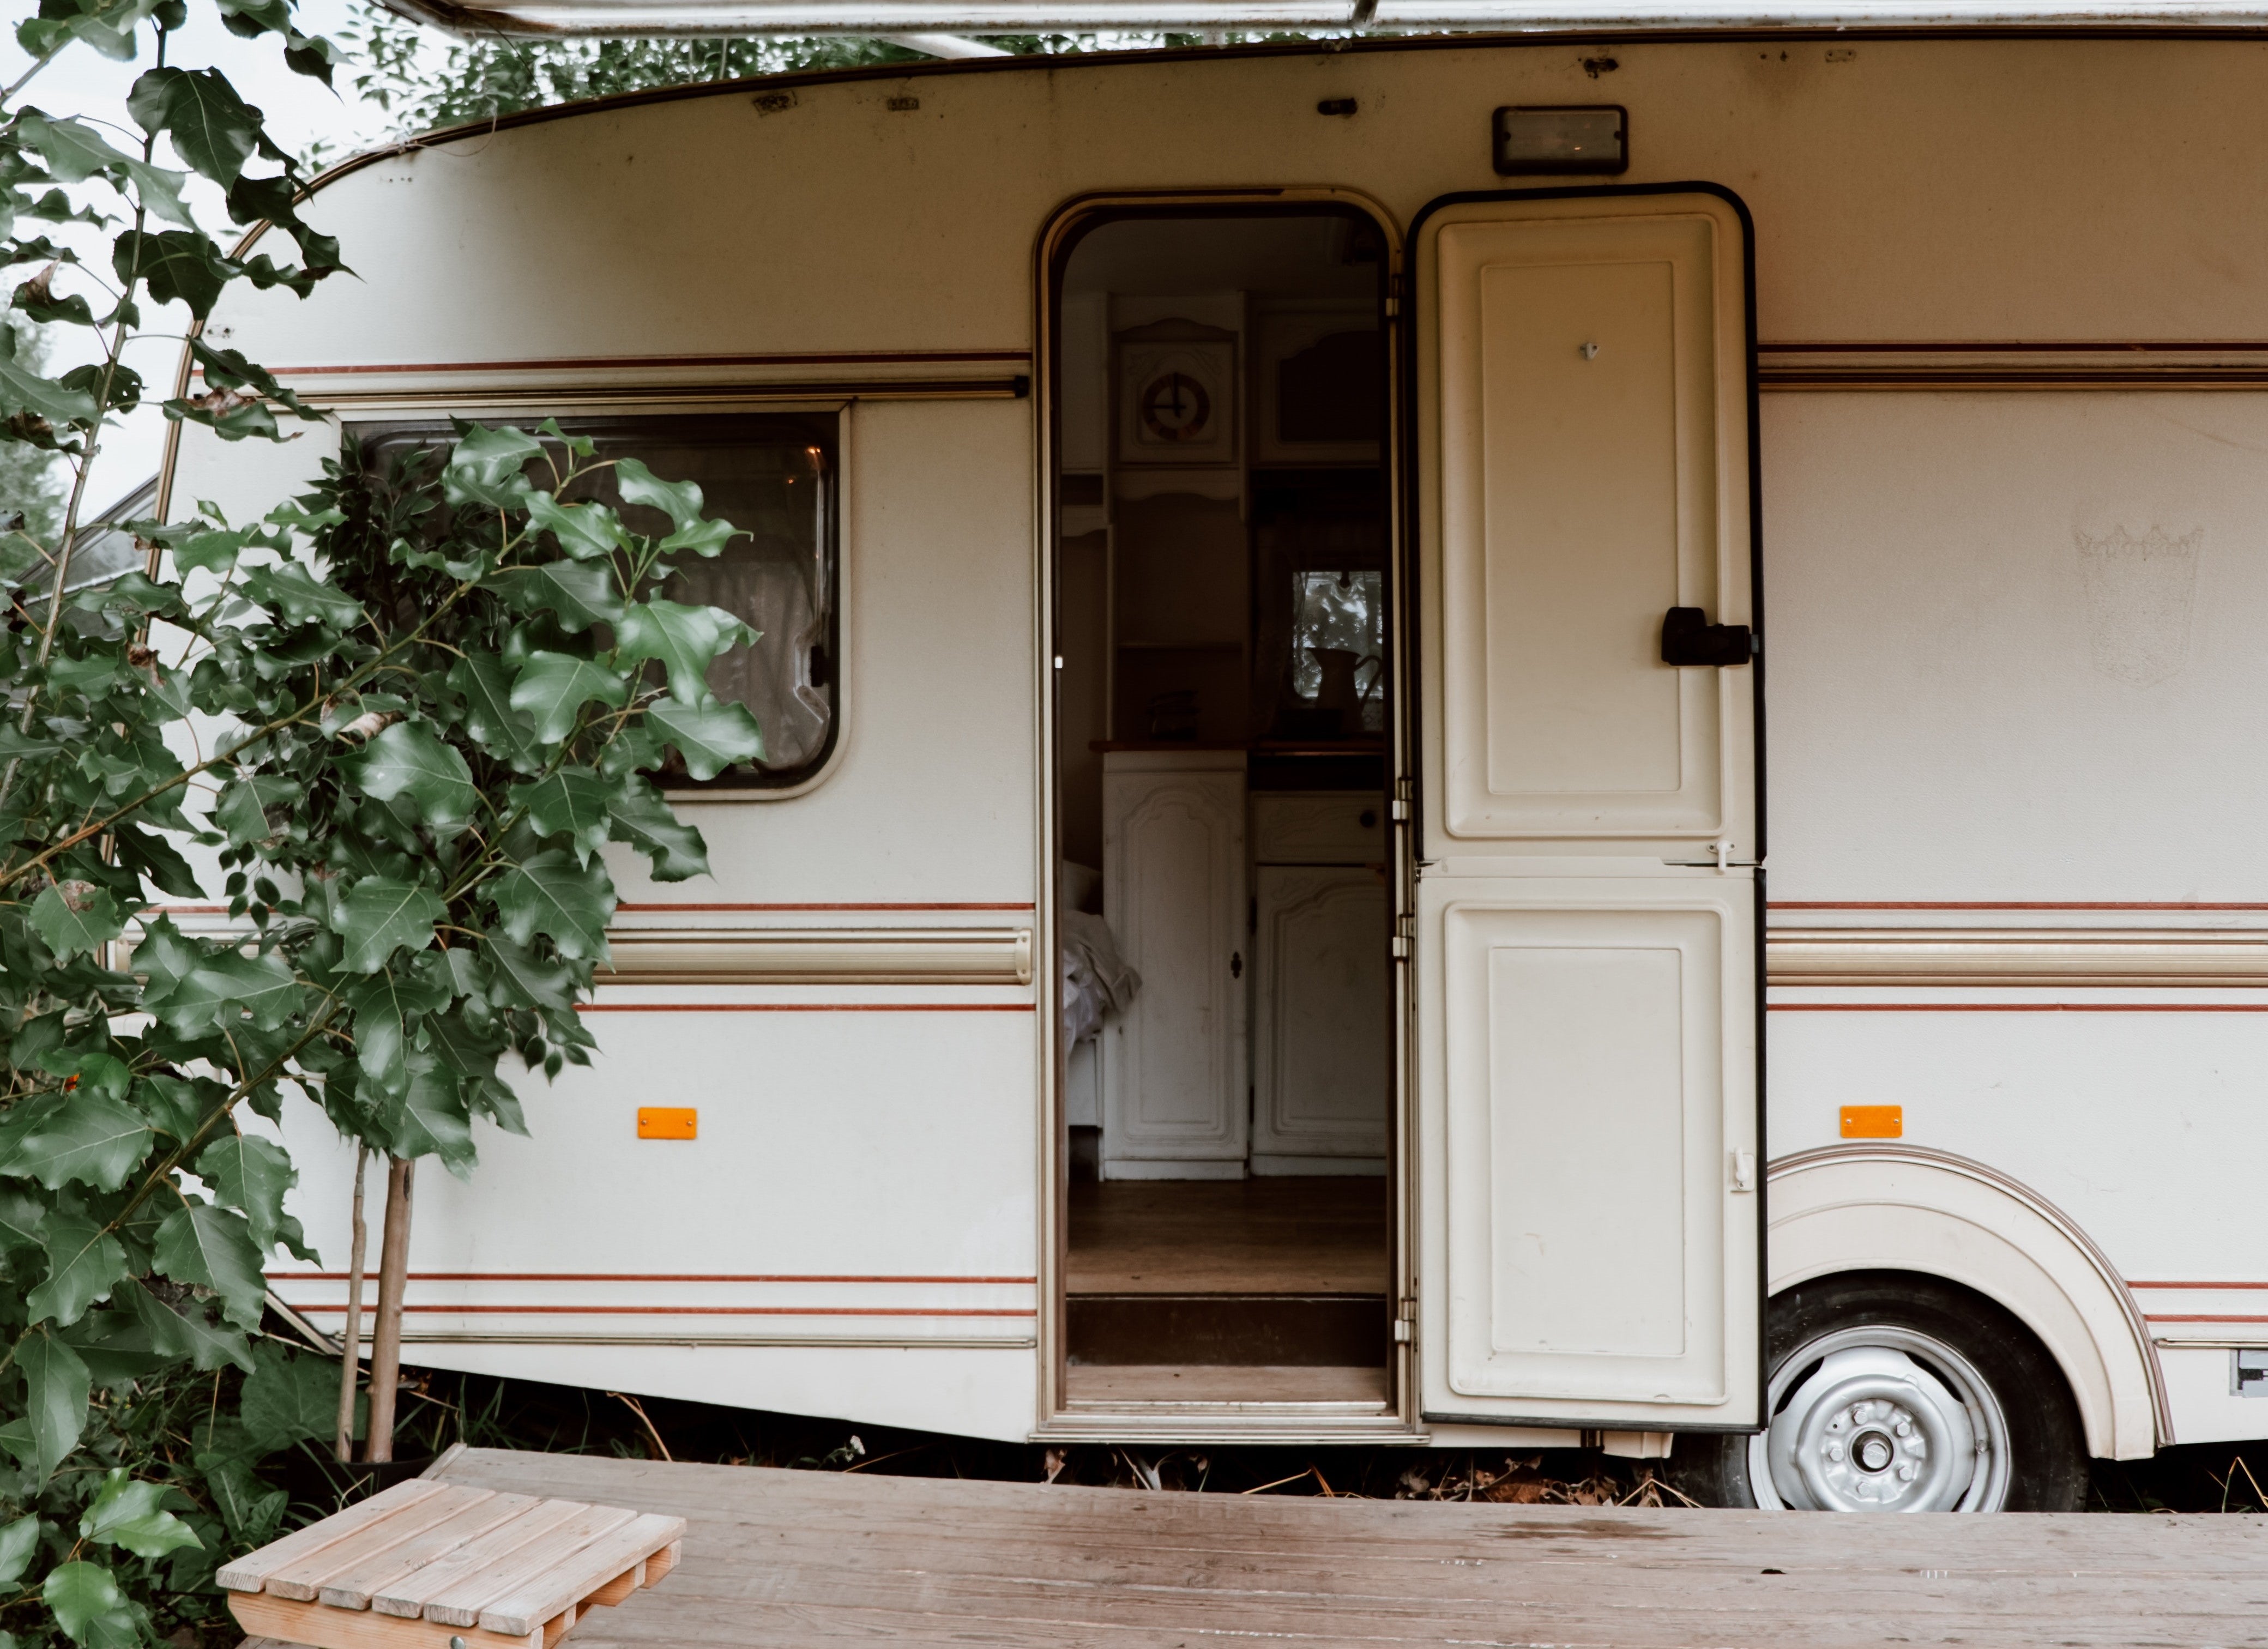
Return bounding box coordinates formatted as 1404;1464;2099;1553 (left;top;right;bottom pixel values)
1414;190;1762;1428
1418;874;1758;1423
1100;753;1247;1176
1423;196;1755;859
1252;866;1389;1168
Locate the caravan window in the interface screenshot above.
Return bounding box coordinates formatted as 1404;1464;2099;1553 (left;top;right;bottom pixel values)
348;414;838;789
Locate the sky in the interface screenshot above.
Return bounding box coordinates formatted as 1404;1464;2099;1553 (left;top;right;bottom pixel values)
4;0;414;509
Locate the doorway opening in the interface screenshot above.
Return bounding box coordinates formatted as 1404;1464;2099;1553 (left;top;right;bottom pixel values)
1050;206;1396;1409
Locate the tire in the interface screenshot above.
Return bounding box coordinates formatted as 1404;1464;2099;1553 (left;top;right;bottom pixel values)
1672;1272;2089;1512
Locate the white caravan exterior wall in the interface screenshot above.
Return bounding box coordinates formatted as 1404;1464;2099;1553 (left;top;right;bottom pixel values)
175;33;2268;1448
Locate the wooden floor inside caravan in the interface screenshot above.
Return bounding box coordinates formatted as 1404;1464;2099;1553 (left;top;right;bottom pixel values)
1064;1178;1390;1409
1067;1178;1386;1294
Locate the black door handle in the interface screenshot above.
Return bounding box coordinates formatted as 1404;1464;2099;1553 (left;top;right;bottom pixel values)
1661;607;1756;667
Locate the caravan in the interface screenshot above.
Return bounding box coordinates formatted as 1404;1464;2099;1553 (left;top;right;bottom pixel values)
180;27;2268;1511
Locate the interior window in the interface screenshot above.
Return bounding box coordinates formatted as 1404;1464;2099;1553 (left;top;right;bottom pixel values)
348;414;838;790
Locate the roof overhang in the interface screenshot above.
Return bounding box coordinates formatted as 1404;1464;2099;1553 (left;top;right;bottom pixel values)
378;0;2268;37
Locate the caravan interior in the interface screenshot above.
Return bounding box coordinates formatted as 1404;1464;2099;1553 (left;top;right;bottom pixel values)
1052;210;1396;1405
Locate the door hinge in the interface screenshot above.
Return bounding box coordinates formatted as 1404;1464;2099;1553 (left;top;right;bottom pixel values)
1391;911;1415;960
1384;275;1403;318
1391;775;1412;822
1394;1299;1415;1342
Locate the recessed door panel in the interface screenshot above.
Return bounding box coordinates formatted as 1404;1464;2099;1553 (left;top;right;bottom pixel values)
1431;882;1750;1409
1429;206;1752;857
1414;189;1762;1429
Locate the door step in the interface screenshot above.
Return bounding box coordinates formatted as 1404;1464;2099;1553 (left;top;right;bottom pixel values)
1067;1292;1388;1366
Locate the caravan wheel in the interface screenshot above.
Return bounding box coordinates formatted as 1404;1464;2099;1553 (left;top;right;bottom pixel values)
1672;1273;2089;1512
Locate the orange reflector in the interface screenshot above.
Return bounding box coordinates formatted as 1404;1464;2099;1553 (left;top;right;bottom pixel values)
1840;1104;1902;1139
637;1107;697;1140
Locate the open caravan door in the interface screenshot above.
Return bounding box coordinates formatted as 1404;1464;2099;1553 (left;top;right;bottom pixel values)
1412;188;1763;1432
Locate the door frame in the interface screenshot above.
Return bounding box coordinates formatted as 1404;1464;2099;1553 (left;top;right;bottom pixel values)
1400;182;1769;1432
1030;188;1421;1437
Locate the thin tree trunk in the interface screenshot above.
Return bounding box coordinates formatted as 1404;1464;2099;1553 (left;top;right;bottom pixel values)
334;1147;369;1462
365;1156;415;1464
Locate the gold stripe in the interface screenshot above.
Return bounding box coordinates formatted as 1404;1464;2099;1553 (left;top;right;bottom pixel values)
1769;926;2268;986
598;926;1033;986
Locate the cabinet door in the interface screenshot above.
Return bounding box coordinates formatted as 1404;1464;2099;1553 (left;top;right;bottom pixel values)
1100;762;1247;1175
1413;190;1762;1428
1252;866;1389;1170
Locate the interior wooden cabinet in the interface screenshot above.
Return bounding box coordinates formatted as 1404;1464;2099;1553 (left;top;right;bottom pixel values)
1051;207;1396;1411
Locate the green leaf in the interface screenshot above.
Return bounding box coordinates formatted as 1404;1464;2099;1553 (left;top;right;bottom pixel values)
118;227;233;320
240;560;365;630
120;158;195;229
80;1470;202;1560
0;1514;39;1586
0;353;97;425
617;599;752;706
0;1186;44;1254
337;876;447;975
606;777;709;881
213;774;284;845
27;1216;128;1328
239;1346;336;1453
47;1050;130;1103
16;113;134;182
171;524;255;575
148;949;301;1035
152;1203;267;1327
526;491;625;560
391;1059;476;1174
513;767;612;865
29;882;124;959
483;934;575;1012
195;1134;297;1252
126;67;260;187
349;721;476;836
612;455;704;531
648;697;765;781
444;424;541;511
199;1452;286;1546
509;651;628;745
493;850;613;963
511;559;621;632
658;514;742;559
42;1561;134;1648
449;653;538;768
123;1278;254;1372
343;967;450;1094
4;1097;152;1192
19;1332;91;1483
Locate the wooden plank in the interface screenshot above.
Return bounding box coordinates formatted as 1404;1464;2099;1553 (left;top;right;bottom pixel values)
641;1541;679;1586
218;1480;448;1593
317;1491;544;1610
230;1590;536;1649
541;1604;577;1648
583;1559;644;1609
264;1487;495;1600
475;1513;684;1637
419;1447;2268;1649
371;1500;589;1619
418;1503;638;1628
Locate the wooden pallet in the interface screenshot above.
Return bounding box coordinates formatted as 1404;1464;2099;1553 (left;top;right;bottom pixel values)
221;1479;684;1649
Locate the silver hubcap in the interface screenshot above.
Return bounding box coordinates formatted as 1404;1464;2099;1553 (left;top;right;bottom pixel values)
1747;1326;2011;1512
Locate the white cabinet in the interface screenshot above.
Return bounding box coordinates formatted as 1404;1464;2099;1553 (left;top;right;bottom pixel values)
1100;751;1247;1179
1251;866;1389;1173
1250;793;1389;1174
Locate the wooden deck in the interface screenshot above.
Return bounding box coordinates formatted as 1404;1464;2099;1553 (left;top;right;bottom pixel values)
268;1445;2268;1648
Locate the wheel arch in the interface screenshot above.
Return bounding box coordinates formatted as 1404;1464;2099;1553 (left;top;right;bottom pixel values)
1766;1144;2169;1459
